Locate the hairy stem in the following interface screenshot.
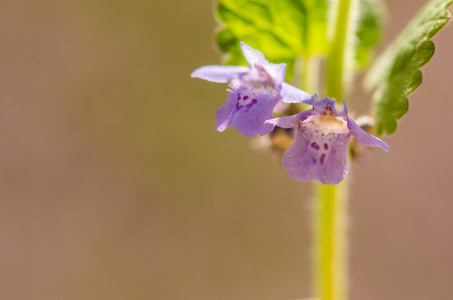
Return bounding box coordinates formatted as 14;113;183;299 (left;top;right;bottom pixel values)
312;180;348;300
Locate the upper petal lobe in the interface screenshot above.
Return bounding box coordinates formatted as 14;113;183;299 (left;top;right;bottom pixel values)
240;42;286;87
191;65;249;83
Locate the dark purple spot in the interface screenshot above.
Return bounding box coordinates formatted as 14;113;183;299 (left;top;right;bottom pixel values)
310;142;320;151
320;154;326;164
237;93;241;100
246;103;253;109
324;143;329;150
252;99;258;104
243;96;249;100
312;158;317;164
236;103;243;110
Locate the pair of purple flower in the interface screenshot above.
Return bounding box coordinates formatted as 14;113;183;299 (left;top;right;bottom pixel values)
191;42;388;185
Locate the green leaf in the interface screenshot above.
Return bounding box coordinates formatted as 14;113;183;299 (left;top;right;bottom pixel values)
365;0;453;135
216;0;329;79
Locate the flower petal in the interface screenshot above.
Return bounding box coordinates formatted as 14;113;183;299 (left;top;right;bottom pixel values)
272;99;290;114
332;100;348;116
215;91;236;132
240;42;286;86
216;82;279;136
280;83;313;104
191;65;248;83
282;125;351;185
313;95;337;112
347;117;389;151
266;110;313;129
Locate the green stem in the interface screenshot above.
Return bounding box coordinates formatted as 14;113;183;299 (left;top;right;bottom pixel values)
312;180;348;300
326;0;355;101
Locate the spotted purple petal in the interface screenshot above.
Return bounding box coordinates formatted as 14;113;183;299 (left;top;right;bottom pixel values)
282;120;351;185
272;96;389;184
191;42;312;137
217;81;279;136
191;65;249;83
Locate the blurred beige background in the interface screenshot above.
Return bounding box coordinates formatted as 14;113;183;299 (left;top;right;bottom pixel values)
0;0;452;299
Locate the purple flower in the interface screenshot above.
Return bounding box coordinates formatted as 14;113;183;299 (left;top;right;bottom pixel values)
191;42;311;136
266;95;389;185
